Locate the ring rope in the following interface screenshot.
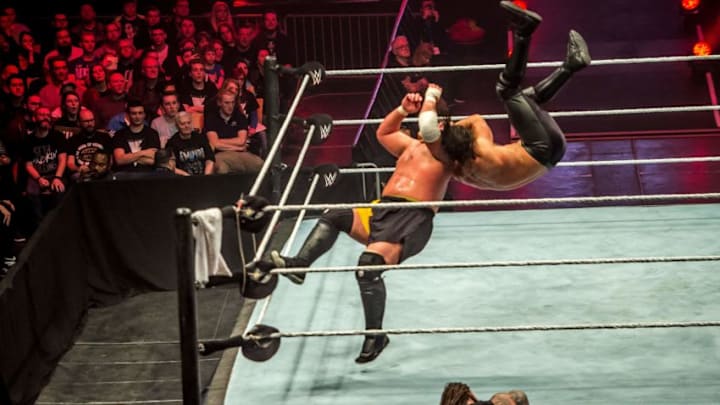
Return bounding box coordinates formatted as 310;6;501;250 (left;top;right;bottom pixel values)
333;104;720;126
252;125;317;262
340;156;720;174
254;174;322;328
247;74;312;196
265;193;720;212
251;321;720;340
268;255;720;275
325;54;720;76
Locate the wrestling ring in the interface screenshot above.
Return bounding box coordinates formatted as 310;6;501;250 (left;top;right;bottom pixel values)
173;52;720;405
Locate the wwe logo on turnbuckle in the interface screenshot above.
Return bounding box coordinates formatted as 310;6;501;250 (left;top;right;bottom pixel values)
323;172;337;188
318;124;331;140
309;70;323;86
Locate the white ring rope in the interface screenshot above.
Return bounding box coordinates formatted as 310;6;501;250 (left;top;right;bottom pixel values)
339;156;720;174
251;321;720;340
254;174;322;327
325;54;720;76
253;125;317;262
268;255;720;275
248;74;311;196
333;105;720;126
265;193;720;212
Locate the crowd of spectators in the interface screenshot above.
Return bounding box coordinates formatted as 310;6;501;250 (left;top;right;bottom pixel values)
0;0;296;277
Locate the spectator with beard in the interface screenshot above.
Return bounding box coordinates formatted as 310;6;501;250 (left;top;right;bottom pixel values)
66;109;112;182
43;28;83;70
21;106;67;229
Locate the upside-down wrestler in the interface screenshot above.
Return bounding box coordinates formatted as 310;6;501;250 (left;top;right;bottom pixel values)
254;1;591;363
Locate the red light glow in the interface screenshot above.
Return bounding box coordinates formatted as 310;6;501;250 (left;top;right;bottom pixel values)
693;41;712;56
681;0;701;11
513;1;528;10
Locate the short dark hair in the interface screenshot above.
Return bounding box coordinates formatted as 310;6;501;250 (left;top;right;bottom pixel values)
441;123;474;165
154;148;175;167
125;98;144;111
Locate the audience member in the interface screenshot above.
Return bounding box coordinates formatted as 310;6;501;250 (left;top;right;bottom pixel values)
81;63;109;107
152;148;179;175
116;0;148;50
43;29;83;70
165;111;214;175
201;45;224;88
253;10;291;64
21;106;67;228
204;89;262;173
52;90;84;138
94;71;128;130
179;58;218;115
112;99;160;172
79;149;113;182
16;32;43;85
66;109;112;181
94;21;122;59
151;92;181;148
128;56;166;121
70;32;99;84
71;3;105;45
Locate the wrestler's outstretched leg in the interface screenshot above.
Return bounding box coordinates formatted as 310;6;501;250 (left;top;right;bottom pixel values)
495;1;542;100
268;209;355;284
522;30;591;104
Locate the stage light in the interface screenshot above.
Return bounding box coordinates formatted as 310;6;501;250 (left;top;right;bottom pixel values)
693;40;712;56
513;0;528;10
681;0;701;13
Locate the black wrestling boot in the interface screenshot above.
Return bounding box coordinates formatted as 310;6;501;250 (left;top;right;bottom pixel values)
355;334;390;364
522;30;591;104
496;1;543;100
355;273;388;363
272;220;340;285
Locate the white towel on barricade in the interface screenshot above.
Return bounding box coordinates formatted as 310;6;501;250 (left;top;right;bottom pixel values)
191;208;232;287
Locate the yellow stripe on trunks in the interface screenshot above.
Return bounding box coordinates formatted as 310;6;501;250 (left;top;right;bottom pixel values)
357;199;380;234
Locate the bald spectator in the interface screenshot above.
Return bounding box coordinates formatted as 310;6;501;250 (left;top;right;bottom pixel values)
94;71;127;130
128;56;166;121
66;109;112;181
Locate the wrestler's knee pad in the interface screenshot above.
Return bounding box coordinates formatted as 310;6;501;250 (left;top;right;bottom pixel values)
355;251;386;282
318;208;353;234
505;92;566;167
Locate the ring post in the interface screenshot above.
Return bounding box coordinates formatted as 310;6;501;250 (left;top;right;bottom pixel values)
174;208;201;405
264;55;283;203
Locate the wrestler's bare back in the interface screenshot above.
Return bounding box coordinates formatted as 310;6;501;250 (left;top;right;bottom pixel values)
383;140;453;203
454;114;547;190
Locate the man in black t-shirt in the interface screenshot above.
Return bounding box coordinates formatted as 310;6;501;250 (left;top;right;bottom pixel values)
166;111;215;175
204;90;263;174
67;109;113;181
21;107;67;227
112;100;161;172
